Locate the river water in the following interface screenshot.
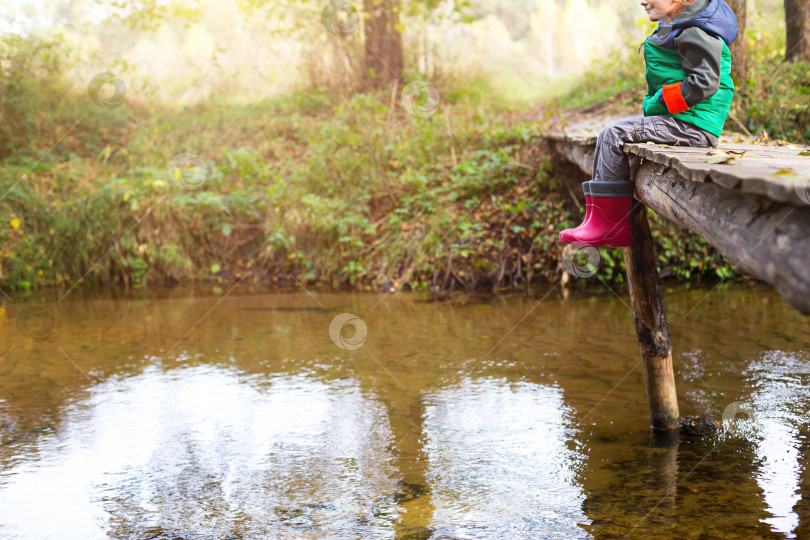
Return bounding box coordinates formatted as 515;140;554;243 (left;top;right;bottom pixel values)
0;282;808;539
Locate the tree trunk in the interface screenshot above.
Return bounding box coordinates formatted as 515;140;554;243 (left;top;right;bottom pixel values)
785;0;810;62
728;0;747;81
363;0;404;89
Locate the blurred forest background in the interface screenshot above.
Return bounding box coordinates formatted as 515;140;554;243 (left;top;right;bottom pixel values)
0;0;808;293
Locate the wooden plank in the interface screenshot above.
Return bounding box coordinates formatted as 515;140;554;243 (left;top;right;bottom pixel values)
551;116;810;204
623;144;810;204
717;143;810;157
666;154;716;184
547;115;637;145
707;161;810;204
551;140;594;177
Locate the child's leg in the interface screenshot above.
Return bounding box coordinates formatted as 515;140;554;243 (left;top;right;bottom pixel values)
592;116;714;183
560;116;712;248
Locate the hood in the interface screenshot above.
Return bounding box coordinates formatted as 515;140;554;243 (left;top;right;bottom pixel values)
648;0;738;49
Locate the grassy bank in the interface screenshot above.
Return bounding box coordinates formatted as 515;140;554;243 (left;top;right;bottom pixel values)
6;30;807;294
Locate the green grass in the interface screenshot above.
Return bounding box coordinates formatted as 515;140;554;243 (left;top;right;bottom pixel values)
1;30;779;294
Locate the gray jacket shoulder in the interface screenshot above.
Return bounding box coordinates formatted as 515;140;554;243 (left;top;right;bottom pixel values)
673;27;723;108
674;26;723;54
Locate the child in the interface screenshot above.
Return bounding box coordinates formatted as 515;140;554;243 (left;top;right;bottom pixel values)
558;0;737;247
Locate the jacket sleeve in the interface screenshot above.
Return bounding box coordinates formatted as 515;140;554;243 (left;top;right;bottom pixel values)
643;90;670;117
663;27;723;112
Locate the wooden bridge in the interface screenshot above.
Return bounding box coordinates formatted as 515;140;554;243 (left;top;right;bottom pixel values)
548;116;810;431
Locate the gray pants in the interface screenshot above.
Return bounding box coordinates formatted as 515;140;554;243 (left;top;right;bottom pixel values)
592;116;716;187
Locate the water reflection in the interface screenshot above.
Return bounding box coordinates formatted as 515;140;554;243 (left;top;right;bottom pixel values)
427;379;589;538
748;351;810;537
0;367;400;538
0;366;589;538
0;282;808;538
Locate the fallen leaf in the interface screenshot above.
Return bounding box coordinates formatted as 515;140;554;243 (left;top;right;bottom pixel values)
706;155;736;164
771;170;810;186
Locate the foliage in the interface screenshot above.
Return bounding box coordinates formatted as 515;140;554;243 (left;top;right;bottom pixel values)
0;30;748;294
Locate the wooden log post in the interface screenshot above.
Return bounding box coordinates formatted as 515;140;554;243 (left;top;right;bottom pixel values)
622;200;680;431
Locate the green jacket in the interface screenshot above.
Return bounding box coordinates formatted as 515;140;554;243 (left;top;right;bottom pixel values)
641;0;738;137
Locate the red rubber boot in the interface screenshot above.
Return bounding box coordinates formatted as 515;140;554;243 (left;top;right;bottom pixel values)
558;182;592;244
559;194;633;248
